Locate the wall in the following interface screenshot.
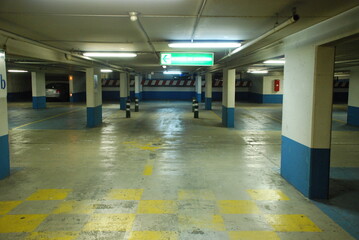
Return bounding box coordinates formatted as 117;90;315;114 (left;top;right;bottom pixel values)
7;72;32;101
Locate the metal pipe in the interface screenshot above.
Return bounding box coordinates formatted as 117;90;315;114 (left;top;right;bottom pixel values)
0;28;128;72
217;14;300;63
136;19;159;59
190;0;208;41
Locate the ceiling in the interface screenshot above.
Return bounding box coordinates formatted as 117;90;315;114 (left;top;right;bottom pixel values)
0;0;358;74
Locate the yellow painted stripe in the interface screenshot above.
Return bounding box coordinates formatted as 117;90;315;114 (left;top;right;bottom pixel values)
211;111;222;120
143;165;153;176
12;109;82;130
332;118;347;124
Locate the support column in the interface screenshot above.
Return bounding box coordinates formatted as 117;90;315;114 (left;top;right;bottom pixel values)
127;73;131;99
281;45;334;199
348;67;359;126
139;75;143;100
135;75;140;100
86;68;102;128
196;75;202;102
120;72;128;110
31;72;46;109
0;51;10;179
222;69;236;128
205;73;212;110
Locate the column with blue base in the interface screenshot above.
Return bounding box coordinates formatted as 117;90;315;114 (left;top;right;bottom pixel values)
31;72;46;109
222;69;235;128
348;67;359;126
86;68;102;128
134;75;140;100
120;72;128;110
0;51;10;179
205;73;212;110
281;45;334;199
196;75;202;103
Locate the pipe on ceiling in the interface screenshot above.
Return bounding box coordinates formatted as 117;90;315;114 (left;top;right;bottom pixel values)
190;0;208;42
217;14;300;63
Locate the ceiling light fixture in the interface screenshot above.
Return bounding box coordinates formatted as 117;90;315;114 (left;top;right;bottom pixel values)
247;70;268;74
129;12;138;21
162;65;167;69
168;42;241;49
263;60;286;64
101;69;113;73
164;71;182;75
83;52;137;58
8;69;28;73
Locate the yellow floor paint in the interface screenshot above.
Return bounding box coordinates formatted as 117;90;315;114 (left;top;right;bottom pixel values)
217;200;261;214
123;141;161;151
143;165;153;176
0;201;23;215
137;200;177;214
52;200;96;214
82;213;135;232
106;189;144;200
25;231;79;240
178;215;226;231
229;231;280;240
128;231;178;240
264;214;322;232
178;189;216;200
26;189;72;201
246;189;290;201
0;214;48;233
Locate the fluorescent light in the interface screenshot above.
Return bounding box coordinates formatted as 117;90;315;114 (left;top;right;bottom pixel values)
247;70;268;74
164;71;181;75
83;52;137;57
101;69;113;73
8;70;28;73
263;60;286;64
129;12;138;21
168;42;241;49
162;65;167;69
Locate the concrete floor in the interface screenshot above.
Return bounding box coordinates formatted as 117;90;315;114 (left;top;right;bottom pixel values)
0;101;358;240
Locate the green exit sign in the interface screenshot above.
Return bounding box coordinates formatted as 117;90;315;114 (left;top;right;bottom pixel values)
161;52;214;66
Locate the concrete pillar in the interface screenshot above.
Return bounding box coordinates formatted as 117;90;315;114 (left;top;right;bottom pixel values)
222;69;236;128
205;73;213;110
135;75;140;100
86;68;102;128
196;75;202;102
281;45;335;199
31;72;46;109
139;75;143;100
127;73;131;99
348;67;359;126
0;51;10;179
120;72;128;110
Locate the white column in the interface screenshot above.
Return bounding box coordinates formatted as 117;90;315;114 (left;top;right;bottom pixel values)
120;72;128;110
205;73;212;110
0;51;10;179
86;68;102;127
195;75;202;102
31;71;46;109
281;45;334;199
348;67;359;126
135;75;140;100
222;69;236;127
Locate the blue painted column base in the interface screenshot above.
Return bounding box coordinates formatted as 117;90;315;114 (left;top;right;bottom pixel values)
222;106;235;128
87;105;102;128
0;135;10;179
32;96;46;109
196;93;201;103
120;97;127;110
281;136;330;199
347;106;359;126
205;98;212;110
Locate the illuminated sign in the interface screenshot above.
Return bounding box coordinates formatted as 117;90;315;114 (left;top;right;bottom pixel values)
161;52;214;66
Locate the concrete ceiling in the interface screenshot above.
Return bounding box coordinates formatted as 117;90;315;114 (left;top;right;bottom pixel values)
0;0;358;73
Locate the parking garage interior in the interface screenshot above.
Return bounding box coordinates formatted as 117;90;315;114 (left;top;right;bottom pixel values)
1;1;359;240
